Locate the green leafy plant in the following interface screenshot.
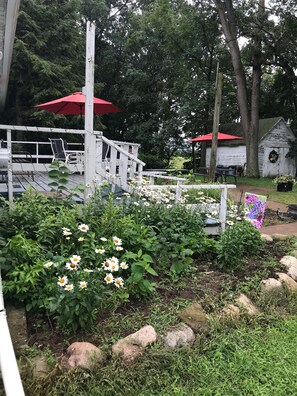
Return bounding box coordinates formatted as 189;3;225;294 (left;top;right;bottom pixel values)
48;160;71;196
217;220;263;270
124;249;157;297
272;175;296;185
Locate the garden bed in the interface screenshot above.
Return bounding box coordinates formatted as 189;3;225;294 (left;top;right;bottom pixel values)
25;239;289;357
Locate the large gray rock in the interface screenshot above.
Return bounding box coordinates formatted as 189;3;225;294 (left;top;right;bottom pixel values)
178;302;210;333
31;355;52;379
221;304;240;319
164;324;195;348
261;234;273;243
112;325;157;363
271;234;290;241
65;342;106;369
6;305;28;356
276;272;297;292
261;278;282;293
287;266;297;281
280;256;297;269
236;294;259;316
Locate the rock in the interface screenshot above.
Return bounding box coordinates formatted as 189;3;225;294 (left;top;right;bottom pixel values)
287;266;297;281
260;278;282;293
112;325;157;363
6;305;28;356
290;250;297;259
236;294;259;316
261;234;273;242
178;302;210;333
31;355;51;379
221;304;240;318
164;324;195;348
280;256;297;269
66;342;106;369
271;234;290;241
276;272;297;292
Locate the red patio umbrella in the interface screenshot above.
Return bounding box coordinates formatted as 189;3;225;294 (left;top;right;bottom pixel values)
187;132;243;142
35;91;122;115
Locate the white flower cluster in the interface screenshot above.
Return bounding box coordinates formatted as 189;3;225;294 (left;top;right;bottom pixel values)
44;227;128;291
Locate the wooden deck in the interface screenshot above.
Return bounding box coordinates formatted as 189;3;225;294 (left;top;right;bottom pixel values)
0;171;85;197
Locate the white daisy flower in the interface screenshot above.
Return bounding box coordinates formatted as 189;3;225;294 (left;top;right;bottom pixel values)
79;281;88;289
104;273;114;284
65;284;74;291
116;246;123;252
236;216;242;221
78;237;84;242
95;248;105;254
63;229;72;236
57;276;68;287
84;269;94;273
70;255;81;264
102;260;112;270
110;262;119;272
120;262;128;270
110;256;119;264
66;262;79;271
78;224;89;232
226;220;234;226
112;237;122;246
114;277;124;288
100;237;107;242
43;261;53;268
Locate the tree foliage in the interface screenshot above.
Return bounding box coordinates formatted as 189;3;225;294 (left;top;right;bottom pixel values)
2;0;297;166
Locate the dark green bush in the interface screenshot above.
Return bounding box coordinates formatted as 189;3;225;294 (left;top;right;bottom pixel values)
217;220;263;270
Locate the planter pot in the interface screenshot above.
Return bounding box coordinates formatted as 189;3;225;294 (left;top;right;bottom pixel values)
277;182;293;192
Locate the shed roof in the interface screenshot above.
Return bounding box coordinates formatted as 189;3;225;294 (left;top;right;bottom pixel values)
219;117;284;142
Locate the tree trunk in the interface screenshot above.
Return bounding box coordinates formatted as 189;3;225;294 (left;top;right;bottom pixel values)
213;0;265;177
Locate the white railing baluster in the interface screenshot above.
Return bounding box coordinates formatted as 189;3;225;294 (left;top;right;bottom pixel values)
220;185;228;231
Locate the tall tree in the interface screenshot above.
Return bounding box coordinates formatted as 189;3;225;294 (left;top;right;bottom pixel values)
4;0;85;128
213;0;266;177
213;0;297;177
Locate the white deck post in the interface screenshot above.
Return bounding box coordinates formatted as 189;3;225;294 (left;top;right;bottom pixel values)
219;185;228;231
7;129;13;204
0;271;25;396
84;21;96;201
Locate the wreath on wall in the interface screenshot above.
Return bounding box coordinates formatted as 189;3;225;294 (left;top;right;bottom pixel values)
268;149;279;163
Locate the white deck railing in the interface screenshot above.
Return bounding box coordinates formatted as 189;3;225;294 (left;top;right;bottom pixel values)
0;124;145;198
140;182;236;231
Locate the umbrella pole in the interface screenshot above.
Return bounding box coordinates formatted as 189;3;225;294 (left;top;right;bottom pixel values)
84;21;96;201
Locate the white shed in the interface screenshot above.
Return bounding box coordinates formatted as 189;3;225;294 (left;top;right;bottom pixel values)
205;117;296;177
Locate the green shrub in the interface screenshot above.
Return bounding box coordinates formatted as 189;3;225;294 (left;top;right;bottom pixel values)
217;220;263;270
139;153;168;169
123;198;212;274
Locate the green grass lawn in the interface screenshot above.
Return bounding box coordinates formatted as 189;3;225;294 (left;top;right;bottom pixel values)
189;175;297;205
237;177;297;205
29;316;297;396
